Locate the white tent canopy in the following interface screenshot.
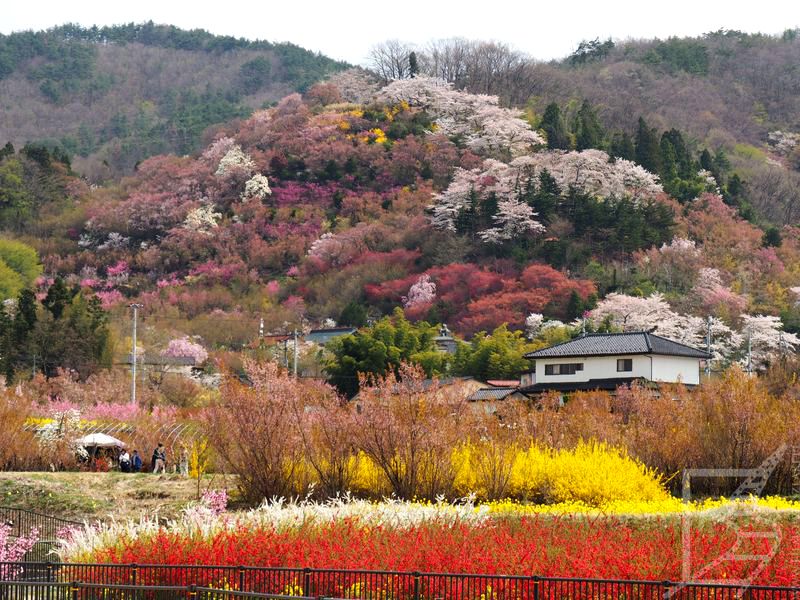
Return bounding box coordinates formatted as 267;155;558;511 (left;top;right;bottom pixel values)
75;433;126;448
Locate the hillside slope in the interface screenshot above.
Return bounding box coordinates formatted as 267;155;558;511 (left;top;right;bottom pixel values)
0;23;348;178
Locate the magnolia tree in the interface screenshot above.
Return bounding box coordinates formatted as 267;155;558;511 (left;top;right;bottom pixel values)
183;205;222;234
740;314;800;371
161;337;209;365
242;174;272;201
215;144;255;178
403;274;436;308
377;77;544;159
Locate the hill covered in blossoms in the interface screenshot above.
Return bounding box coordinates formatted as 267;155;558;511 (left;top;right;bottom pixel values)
2;71;796;373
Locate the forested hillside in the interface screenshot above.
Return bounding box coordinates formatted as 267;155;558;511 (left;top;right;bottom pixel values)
0;23;348;178
2;27;800;387
371;31;800;224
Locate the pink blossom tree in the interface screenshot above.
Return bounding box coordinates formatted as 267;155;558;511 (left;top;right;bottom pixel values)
161;337;209;365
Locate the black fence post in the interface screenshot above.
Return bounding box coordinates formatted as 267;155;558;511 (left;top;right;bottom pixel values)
188;583;197;598
303;567;311;596
661;579;672;600
131;563;138;586
413;571;421;600
70;581;79;600
238;565;245;591
532;576;539;600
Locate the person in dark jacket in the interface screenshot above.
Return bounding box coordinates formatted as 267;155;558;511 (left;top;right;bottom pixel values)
152;444;166;474
131;450;143;473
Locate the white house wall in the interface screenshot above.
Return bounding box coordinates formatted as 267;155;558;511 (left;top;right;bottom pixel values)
532;354;700;385
651;355;700;385
535;355;650;384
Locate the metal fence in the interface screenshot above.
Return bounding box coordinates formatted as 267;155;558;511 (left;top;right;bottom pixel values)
0;580;332;600
1;563;798;600
0;507;82;563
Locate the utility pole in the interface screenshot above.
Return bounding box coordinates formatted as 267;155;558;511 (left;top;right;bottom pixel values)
705;315;712;378
293;328;299;377
130;303;143;405
746;329;752;375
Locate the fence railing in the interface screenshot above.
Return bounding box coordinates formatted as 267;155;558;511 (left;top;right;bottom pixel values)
0;579;335;599
1;563;798;600
0;507;82;564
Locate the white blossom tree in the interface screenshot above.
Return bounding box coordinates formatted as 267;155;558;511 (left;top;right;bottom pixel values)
478;198;545;243
378;77;544;159
589;292;705;348
429;159;545;243
402;274;436;308
242;174;272;201
183;205;222;234
740;314;800;371
215;145;255;178
525;313;545;339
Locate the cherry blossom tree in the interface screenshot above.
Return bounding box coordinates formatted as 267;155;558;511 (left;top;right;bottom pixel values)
431;152;661;236
161;337;209;365
589;292;705;348
478;198;546;243
378;77;544;159
525;313;544;339
692;267;747;321
0;523;38;576
740;314;800;371
402;274;436;308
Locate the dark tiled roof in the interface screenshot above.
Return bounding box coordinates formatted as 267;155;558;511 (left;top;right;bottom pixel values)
520;377;644;394
524;332;711;359
467;388;523;401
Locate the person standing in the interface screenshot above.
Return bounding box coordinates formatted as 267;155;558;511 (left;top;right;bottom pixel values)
180;447;189;477
119;449;131;473
131;450;143;473
152;443;166;474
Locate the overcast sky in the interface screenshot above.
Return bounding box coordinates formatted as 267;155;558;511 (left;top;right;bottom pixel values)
3;0;799;64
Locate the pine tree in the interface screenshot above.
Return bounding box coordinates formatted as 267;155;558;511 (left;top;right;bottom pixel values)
540;103;570;150
610;132;635;161
635;117;662;174
574;100;604;151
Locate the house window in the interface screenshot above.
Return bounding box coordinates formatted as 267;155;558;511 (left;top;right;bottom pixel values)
544;363;584;376
617;358;633;372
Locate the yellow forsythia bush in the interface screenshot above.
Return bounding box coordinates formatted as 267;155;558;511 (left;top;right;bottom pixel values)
347;440;667;506
453;440;668;505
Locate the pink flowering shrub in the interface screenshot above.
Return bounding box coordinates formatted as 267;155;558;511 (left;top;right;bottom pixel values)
0;524;38;576
162;337;209;365
200;489;228;515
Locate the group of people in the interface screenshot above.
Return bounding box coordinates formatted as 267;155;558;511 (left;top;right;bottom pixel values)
117;443;188;475
117;448;144;472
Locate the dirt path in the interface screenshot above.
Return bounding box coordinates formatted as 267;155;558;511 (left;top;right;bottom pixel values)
0;471;236;523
